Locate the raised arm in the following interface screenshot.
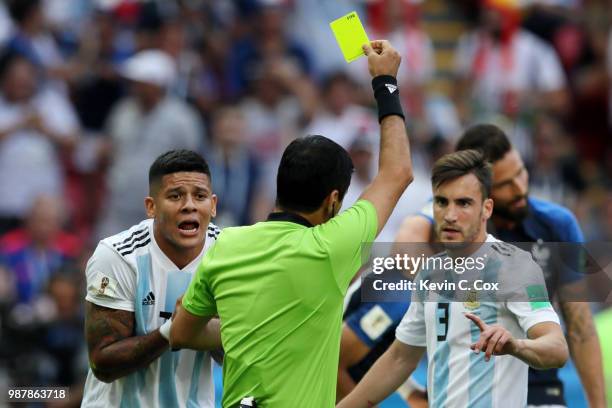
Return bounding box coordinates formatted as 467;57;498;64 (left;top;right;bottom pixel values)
85;302;168;383
359;40;413;235
337;340;425;408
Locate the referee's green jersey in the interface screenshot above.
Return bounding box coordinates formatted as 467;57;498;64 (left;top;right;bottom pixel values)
183;200;377;407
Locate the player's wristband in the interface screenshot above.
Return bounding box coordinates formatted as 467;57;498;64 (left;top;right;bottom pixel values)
159;318;172;341
372;75;404;123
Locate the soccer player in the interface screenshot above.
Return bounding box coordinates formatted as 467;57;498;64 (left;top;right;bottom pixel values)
169;40;413;407
396;124;606;407
82;150;221;407
338;149;568;408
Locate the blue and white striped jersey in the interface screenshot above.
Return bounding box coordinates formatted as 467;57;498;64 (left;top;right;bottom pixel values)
82;218;221;408
396;235;560;408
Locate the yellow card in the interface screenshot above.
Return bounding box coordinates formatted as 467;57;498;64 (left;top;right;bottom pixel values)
329;11;370;63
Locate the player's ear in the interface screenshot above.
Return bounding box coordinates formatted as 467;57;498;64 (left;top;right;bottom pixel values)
210;194;218;218
482;198;493;220
144;196;156;219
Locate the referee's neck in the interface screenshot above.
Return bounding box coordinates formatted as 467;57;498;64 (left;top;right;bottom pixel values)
273;207;324;227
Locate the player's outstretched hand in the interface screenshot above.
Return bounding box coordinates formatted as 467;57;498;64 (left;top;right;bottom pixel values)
465;312;517;361
363;40;401;78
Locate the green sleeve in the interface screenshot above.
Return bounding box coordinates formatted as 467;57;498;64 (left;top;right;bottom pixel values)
313;199;378;292
182;244;217;317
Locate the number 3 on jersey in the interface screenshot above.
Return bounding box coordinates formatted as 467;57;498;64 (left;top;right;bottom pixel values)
436;303;449;341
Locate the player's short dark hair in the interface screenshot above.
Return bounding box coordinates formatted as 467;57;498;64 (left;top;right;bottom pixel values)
148;150;211;192
276;135;353;213
456;124;512;163
431;150;492;200
7;0;40;24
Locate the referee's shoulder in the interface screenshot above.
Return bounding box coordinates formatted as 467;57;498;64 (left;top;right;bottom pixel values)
208;222;256;241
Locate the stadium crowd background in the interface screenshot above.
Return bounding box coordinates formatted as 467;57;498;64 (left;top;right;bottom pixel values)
0;0;610;406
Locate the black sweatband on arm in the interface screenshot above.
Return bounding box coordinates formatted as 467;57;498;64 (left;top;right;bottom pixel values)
372;75;404;123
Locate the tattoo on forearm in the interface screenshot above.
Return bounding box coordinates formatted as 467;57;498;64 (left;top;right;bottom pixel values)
85;302;168;380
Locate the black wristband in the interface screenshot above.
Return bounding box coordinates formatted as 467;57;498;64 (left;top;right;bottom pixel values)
372;75;404;123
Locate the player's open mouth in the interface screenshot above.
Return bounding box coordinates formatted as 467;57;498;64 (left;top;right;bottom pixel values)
178;221;200;236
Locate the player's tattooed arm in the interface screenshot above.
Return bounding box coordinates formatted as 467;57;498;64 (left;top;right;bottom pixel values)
85;301;169;383
560;301;606;408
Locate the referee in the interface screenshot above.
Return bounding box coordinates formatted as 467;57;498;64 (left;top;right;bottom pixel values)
170;40;413;407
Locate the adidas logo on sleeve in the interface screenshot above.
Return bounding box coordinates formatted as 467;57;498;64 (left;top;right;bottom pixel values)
142;291;155;306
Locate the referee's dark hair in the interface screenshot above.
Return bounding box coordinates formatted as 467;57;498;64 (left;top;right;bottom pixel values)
456;124;511;163
276;135;354;213
431;149;492;201
149;150;211;194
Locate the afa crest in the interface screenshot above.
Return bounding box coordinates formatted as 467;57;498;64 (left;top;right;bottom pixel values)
463;290;480;310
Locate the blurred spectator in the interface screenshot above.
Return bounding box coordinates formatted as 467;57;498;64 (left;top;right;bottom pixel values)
453;0;569;159
358;0;461;158
289;0;364;75
305;72;377;151
71;9;129;132
592;190;612;241
1;269;85;393
228;3;313;97
339;135;432;243
159;18;204;100
4;0;76;88
567;19;610;165
42;272;86;389
0;1;14;46
191;32;233;117
609;26;612;127
340;136;375;214
206;106;267;226
528;115;585;207
0;51;79;234
355;0;435;93
239;55;317;204
0;195;81;305
97;49;203;237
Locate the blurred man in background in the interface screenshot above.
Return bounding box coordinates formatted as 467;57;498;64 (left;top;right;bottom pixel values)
0;51;79;235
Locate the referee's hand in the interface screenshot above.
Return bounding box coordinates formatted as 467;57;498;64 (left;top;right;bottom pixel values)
362;40;401;78
465;312;518;361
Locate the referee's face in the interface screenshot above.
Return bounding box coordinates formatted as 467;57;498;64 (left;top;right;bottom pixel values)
146;171;217;254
